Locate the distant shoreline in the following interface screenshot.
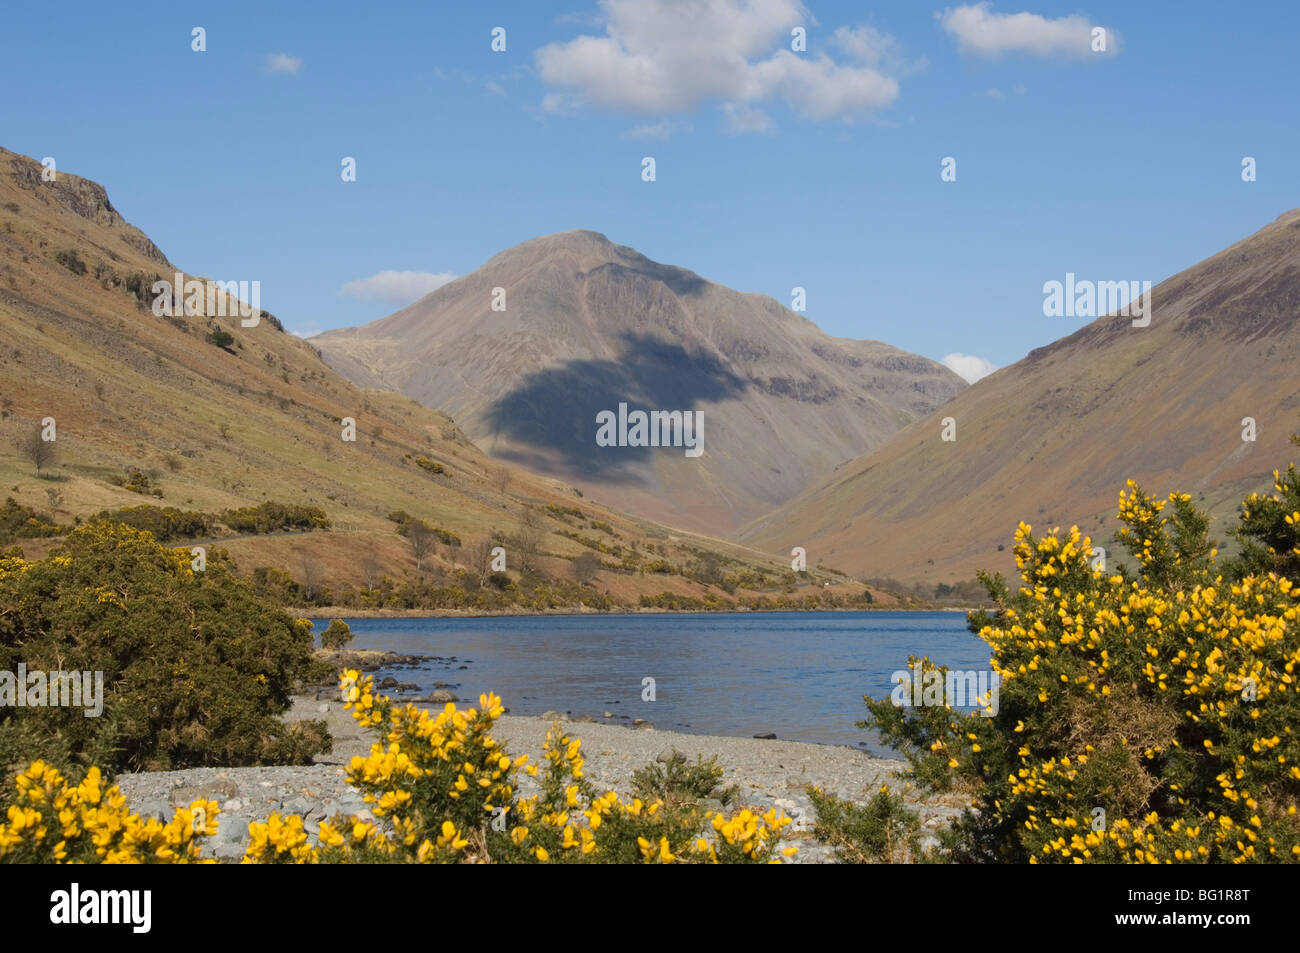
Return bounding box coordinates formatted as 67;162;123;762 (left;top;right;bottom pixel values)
290;604;983;619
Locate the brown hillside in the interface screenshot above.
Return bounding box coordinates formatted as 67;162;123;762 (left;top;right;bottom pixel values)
0;145;805;603
743;210;1300;584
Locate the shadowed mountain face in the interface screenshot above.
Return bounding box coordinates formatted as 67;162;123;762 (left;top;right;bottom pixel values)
314;230;965;532
483;334;747;481
743;210;1300;583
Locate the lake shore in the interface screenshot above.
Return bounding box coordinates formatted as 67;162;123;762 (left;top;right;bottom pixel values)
111;692;966;864
291;604;983;619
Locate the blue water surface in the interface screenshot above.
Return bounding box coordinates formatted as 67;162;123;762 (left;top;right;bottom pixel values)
314;611;992;752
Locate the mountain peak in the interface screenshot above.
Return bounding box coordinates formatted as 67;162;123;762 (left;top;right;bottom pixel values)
315;231;964;532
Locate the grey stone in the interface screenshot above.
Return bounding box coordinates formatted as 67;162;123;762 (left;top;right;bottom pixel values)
171;778;239;806
428;688;458;703
133;799;172;820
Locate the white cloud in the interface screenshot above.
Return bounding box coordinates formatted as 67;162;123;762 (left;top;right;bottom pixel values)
292;327;323;339
831;25;926;75
266;53;302;74
536;0;901;127
620;119;690;140
338;270;456;306
941;352;998;383
938;3;1116;59
485;81;507;96
722;103;774;134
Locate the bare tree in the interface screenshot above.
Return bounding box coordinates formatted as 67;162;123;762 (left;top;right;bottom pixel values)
571;551;601;586
298;554;324;605
467;538;495;586
494;466;512;495
409;521;435;571
361;551;383;590
17;421;56;472
512;509;547;576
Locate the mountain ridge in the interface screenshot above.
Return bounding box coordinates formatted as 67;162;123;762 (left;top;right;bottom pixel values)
314;229;965;532
742;209;1300;583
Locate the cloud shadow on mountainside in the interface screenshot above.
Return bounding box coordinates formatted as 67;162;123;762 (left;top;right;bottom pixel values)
482;333;747;482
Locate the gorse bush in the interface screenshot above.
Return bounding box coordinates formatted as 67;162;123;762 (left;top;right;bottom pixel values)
0;761;218;864
91;504;211;542
0;679;795;865
860;467;1300;864
319;618;352;650
386;510;460;546
0;497;66;541
220;501;329;535
1227;463;1300;584
0;522;329;776
240;672;795;864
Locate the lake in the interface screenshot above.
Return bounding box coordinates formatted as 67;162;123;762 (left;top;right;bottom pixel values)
312;611;993;753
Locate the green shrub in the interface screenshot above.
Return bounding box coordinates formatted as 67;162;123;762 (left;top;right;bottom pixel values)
54;249;86;275
320;618;352;650
389;511;460;547
0;522;330;776
633;750;738;810
90;504;210;542
1226;463;1300;583
207;327;235;349
220;501;329;534
807;785;923;863
0;498;66;541
250;566;301;604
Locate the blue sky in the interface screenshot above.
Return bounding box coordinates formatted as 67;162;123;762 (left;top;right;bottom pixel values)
3;1;1295;379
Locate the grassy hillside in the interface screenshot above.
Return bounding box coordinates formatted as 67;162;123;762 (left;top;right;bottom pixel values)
0;145;872;610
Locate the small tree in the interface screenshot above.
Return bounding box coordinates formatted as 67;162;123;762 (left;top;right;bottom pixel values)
694;553;725;586
207;326;235;349
467;538;495;586
16;421;55;472
320;618;353;650
409;521;435;571
298;555;323;605
512;509;546;576
360;552;383;590
571;550;601;586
